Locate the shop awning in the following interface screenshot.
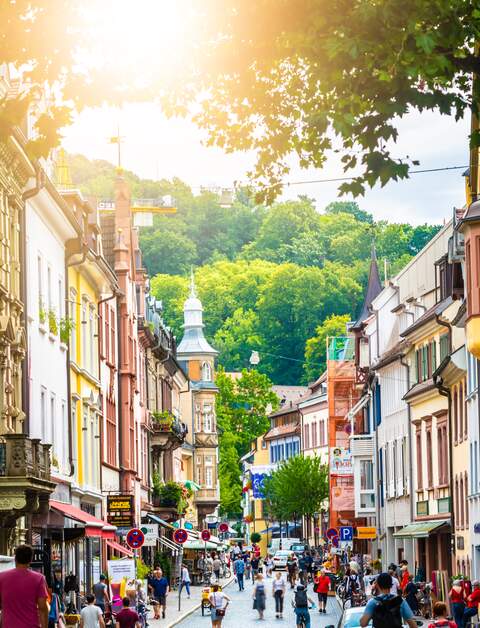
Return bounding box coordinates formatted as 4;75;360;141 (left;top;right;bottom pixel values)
393;520;450;539
106;540;133;557
50;500;116;539
146;513;175;530
184;540;220;550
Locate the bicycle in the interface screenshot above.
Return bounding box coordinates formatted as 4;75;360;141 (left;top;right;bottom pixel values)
291;600;316;628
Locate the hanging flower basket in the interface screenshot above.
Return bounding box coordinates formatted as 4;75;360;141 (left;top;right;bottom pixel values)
243;514;253;523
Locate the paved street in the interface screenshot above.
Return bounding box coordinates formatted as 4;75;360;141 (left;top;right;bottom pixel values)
176;576;342;627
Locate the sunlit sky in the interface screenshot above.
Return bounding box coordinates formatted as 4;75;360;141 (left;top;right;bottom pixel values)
62;103;469;226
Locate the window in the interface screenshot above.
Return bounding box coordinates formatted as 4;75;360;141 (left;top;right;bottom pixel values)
89;305;96;375
110;305;116;364
37;255;43;313
359;460;375;509
426;429;433;487
81;298;87;366
319;419;326;446
205;455;213;488
58;278;63;318
47;266;52;309
453;387;458;443
203;404;213;433
466;473;470;526
402;436;408;494
312;422;317;448
459;383;464;441
50;393;56;452
69;289;77;359
71;400;77;471
460;476;465;528
40;387;47;443
416;431;423;490
201;361;212;381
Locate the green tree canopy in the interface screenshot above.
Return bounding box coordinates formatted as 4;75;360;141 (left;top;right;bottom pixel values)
263;455;329;522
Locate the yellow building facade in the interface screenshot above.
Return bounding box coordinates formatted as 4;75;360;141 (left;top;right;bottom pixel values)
244;435;271;555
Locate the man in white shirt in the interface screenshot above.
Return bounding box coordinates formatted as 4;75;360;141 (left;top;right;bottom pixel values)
80;594;105;628
388;565;400;595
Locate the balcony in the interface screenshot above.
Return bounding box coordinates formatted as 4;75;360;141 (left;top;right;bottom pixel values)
0;434;54;532
151;411;188;451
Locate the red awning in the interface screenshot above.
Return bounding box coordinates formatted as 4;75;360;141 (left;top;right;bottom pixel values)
50;500;116;539
106;540;133;557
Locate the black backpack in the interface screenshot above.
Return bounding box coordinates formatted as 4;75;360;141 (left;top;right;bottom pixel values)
372;595;403;628
295;589;308;608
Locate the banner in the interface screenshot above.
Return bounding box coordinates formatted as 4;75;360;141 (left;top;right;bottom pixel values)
250;464;275;499
330;447;353;475
107;559;136;605
331;485;354;511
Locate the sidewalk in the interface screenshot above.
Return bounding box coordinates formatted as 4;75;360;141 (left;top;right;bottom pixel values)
148;575;235;628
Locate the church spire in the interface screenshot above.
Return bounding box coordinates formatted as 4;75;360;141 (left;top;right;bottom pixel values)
352;242;383;328
177;272;218;357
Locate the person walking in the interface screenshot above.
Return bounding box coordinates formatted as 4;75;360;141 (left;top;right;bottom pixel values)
114;597;141;628
359;572;417;628
399;561;410;593
265;554;274;578
287;553;298;589
449;579;466;628
209;583;231;627
213;554;222;581
427;602;457;628
147;566;169;620
180;563;191;598
464;580;480;625
272;571;286;619
404;575;419;614
251;555;260;583
387;565;401;596
314;568;331;613
93;574;109;614
233;554;246;591
252;573;267;620
245;554;252;581
0;544;49;628
80;594;105;628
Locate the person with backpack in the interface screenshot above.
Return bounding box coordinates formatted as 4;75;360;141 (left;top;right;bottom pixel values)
293;583;315;628
427;601;457;628
359;572;417;628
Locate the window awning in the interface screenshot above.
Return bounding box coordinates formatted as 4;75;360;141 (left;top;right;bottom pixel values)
183;540;220;550
393;520;450;539
106;540;133;557
50;500;116;539
146;513;175;530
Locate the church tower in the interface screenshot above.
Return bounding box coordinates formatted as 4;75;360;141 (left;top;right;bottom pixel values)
177;273;220;526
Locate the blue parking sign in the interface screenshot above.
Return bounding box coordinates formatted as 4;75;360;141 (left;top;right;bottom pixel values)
339;526;354;541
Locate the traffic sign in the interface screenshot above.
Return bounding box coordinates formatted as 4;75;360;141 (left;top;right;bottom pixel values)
173;528;188;544
332;535;339;547
201;529;211;542
219;522;229;533
326;527;338;540
126;528;145;549
339;526;354;542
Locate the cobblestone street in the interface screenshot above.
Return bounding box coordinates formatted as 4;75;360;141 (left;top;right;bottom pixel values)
176;576;342;628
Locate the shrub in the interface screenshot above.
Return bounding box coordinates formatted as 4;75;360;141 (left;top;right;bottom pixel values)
251;532;261;544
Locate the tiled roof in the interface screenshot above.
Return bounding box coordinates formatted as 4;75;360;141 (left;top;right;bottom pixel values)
374;339;410;370
400;297;452;338
264;422;300;441
99;211;115;268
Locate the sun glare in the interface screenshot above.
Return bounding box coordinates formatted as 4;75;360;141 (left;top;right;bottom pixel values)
80;0;196;88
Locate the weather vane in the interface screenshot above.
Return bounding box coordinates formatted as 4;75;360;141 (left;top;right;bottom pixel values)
109;123;125;173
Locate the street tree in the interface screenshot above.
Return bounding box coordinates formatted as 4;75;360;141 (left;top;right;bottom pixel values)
264;455;329;531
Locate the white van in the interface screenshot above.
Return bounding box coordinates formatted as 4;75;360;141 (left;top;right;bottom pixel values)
269;538;299;553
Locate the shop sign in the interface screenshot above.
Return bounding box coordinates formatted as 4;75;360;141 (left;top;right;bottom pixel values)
140;524;159;547
107;559;136;599
107;495;134;528
330;447;353;475
356;526;377;539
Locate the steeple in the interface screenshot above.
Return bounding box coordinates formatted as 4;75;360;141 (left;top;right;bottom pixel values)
177;273;218;356
352;243;383;328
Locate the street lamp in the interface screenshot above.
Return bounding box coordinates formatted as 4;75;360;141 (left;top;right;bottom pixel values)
249;351;260;366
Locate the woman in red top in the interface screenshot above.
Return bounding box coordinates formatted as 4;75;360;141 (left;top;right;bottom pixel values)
428;601;457;628
449;579;466;628
313;570;330;613
400;561;410;591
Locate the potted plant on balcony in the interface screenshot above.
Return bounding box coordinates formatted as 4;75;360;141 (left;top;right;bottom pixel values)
153;480;183;509
59;316;75;344
151;410;174;432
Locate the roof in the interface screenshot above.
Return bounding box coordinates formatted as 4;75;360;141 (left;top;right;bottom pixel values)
352;245;383;328
403;378;436;401
177;327;218;355
99;211;115;268
271;385;308;406
269;400;302;419
264;422;300;441
400;297;452;338
373;339;410;370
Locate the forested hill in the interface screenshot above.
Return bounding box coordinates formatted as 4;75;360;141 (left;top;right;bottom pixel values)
67;153;441;385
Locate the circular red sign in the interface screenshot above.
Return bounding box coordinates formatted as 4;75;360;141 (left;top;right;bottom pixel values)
173;528;188;544
126;528;145;549
201;529;211;542
326;527;338;540
219;523;229;533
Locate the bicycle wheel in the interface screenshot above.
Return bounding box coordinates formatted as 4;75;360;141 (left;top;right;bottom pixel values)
224;567;231;578
343;597;352;610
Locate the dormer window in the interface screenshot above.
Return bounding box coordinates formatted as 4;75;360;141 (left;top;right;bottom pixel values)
201;361;212;381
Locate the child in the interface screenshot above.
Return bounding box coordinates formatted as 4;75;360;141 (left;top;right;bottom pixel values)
427;601;457;628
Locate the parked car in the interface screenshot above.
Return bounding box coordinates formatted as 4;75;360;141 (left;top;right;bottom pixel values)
272;549;291;570
290;543;307;556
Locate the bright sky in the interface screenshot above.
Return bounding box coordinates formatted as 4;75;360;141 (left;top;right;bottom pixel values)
62;103;470;226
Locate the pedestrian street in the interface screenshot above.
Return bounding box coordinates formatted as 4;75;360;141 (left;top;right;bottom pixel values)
176;576;342;628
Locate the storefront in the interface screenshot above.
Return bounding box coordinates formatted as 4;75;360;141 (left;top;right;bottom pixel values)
394;519;451;580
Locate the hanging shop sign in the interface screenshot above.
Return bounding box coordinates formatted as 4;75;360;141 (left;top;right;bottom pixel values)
356;526;377;539
140;524;159;547
107;495;134;528
329;447;353;475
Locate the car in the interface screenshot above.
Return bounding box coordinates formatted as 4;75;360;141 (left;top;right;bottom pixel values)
291;543;307;556
272;549;292;570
